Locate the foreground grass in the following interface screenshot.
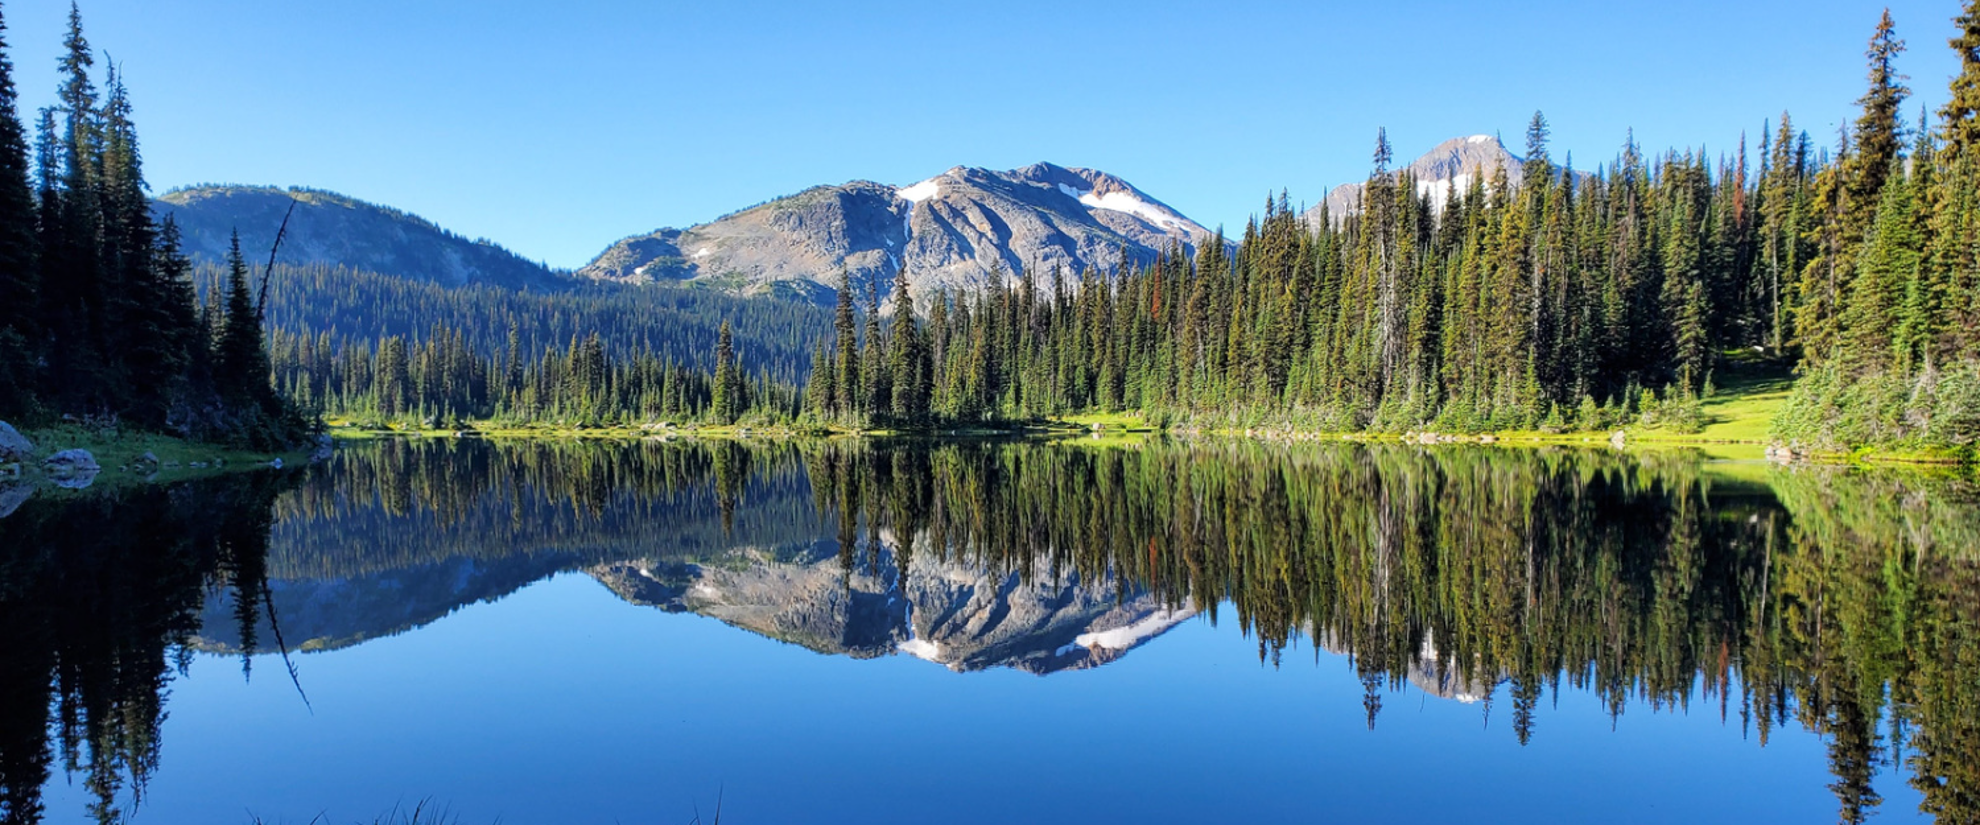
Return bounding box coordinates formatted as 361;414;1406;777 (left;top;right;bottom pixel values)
8;423;310;489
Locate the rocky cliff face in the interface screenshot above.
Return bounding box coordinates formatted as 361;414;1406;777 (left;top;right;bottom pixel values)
593;541;1194;675
579;162;1220;306
153;186;569;291
1308;134;1529;224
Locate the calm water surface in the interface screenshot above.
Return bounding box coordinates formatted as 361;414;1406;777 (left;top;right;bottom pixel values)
1;438;1975;824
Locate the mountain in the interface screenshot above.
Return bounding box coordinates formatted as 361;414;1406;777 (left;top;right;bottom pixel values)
153;185;569;291
594;540;1194;675
1308;134;1530;224
579;162;1220;305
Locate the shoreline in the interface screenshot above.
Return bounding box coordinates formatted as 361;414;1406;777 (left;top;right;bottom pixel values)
1;422;316;494
320;414;1974;470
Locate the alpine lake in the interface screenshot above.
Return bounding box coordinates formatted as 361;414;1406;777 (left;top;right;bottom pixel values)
2;435;1976;824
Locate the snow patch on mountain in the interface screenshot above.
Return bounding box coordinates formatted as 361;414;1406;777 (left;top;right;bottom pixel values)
1071;609;1192;651
1417;173;1474;214
896;178;941;203
1079;190;1188;230
898;638;944;661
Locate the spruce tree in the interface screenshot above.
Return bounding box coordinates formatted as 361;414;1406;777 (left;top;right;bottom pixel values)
0;0;39;417
861;278;887;416
1935;0;1980;359
710;320;740;424
831;268;858;418
1946;0;1980;151
1847;10;1909;237
887;265;928;422
215;231;280;436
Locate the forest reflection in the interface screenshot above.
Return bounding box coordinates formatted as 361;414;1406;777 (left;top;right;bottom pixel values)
1;438;1976;824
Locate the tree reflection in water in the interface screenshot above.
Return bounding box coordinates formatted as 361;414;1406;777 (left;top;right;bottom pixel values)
0;439;1974;824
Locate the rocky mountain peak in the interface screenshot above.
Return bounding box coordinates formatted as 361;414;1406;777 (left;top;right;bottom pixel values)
581;162;1220;306
1308;133;1531;224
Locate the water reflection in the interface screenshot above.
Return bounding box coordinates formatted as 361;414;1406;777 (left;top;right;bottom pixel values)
1;438;1976;824
0;474;291;825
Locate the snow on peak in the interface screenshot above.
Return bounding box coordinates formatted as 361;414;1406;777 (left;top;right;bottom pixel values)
1056;182;1089;200
895;177;941;203
1077;189;1187;231
897;638;943;662
1467;134;1495;145
1071;609;1192;651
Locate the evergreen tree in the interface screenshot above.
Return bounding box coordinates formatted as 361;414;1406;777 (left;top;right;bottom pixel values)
214;232;270;406
1847;10;1910;239
831;268;859;419
0;1;39;417
711;320;741;424
860;278;888;417
887;265;929;422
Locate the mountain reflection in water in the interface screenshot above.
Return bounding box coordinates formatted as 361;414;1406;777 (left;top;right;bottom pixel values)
1;437;1976;824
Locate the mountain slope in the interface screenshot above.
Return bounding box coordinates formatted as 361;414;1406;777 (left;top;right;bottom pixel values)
1308;134;1531;223
594;540;1193;675
154;185;569;291
580;162;1219;304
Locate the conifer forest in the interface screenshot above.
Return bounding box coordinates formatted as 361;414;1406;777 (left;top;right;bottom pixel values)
1;4;1978;457
3;2;1980;825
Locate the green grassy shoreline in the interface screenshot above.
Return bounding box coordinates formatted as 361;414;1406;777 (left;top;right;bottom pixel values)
3;423;313;491
317;371;1973;471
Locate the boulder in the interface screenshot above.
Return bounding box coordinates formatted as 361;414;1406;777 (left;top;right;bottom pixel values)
44;449;100;475
0;421;32;463
44;449;100;489
0;483;32;519
52;473;96;490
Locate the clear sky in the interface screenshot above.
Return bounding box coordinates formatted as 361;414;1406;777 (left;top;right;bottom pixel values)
2;0;1965;269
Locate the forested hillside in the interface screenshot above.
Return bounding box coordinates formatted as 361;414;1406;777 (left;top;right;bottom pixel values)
239;262;824;426
155;184;570;292
800;7;1980;455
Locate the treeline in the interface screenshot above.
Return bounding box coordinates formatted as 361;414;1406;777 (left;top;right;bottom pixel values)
807;440;1980;822
238;259;827;428
238;261;831;378
800;7;1980;451
0;5;309;448
266;319;781;427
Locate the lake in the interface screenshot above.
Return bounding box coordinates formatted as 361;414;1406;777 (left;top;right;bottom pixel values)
1;437;1975;824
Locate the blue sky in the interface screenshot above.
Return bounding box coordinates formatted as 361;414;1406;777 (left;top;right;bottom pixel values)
3;0;1965;269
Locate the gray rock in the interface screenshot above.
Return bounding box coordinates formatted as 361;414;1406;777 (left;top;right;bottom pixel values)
0;483;32;519
43;449;100;475
52;472;96;490
593;538;1194;675
269;457;283;469
137;451;160;466
578;162;1223;308
0;421;32;463
309;435;333;463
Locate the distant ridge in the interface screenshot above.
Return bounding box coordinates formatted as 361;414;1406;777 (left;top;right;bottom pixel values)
153;185;570;291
